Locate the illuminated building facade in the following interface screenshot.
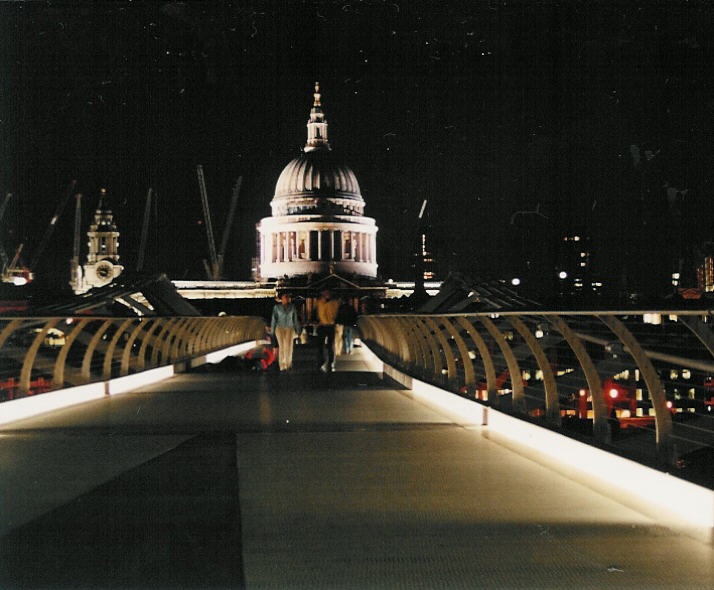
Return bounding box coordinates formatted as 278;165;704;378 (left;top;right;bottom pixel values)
696;255;714;293
557;228;601;297
255;84;378;281
72;190;124;294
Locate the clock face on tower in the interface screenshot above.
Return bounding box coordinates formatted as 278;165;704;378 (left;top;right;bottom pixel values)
95;260;113;280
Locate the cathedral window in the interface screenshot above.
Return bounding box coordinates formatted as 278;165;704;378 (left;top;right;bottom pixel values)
333;231;342;261
344;235;352;259
320;230;331;261
309;231;319;260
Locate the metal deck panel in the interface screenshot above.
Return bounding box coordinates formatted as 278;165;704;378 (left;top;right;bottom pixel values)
0;346;712;588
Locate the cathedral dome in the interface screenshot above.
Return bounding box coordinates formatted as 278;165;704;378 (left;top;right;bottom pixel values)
256;83;378;281
270;151;365;216
270;83;365;217
274;150;362;200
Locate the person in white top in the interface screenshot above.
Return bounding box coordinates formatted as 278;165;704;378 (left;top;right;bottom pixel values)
270;293;301;372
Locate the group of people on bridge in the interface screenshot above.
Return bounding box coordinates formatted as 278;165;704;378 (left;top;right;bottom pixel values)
262;288;358;373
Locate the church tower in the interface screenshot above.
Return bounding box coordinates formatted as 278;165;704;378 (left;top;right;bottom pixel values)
73;188;124;293
255;83;379;280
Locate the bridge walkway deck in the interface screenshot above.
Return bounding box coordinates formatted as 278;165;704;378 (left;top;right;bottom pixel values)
0;344;712;589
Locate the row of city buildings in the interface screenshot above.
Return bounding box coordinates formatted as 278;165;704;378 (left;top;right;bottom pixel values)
56;83;713;305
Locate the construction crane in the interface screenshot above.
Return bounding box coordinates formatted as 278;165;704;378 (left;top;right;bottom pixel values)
216;176;242;280
2;243;33;287
69;193;83;292
410;198;429;300
0;193;13;272
0;193;33;285
136;187;153;272
196;166;241;280
2;243;33;285
29;179;78;272
196;165;219;280
0;192;11;225
418;198;427;221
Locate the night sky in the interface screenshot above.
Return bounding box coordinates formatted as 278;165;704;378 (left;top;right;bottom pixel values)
1;1;713;297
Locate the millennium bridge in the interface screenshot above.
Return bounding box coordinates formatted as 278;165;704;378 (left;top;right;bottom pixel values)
0;308;713;588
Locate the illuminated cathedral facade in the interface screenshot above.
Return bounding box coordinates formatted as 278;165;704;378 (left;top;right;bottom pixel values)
255;83;378;281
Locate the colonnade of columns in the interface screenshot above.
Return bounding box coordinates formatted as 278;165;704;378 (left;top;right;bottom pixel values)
263;228;377;265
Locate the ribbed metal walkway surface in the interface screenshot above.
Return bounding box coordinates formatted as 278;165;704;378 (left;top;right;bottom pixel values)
1;345;712;589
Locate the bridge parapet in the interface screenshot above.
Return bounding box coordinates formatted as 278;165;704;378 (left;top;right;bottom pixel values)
360;310;714;476
0;316;266;399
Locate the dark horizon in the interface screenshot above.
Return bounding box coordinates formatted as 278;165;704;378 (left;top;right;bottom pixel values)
1;2;713;298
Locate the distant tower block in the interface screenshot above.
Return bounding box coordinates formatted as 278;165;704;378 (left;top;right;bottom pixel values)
255;83;378;280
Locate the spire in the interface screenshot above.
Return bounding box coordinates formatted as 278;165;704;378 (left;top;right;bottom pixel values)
305;81;330;152
313;81;321;107
92;188;117;232
96;187;107;211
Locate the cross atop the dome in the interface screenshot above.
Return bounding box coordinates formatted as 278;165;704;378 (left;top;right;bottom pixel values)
313;81;321;107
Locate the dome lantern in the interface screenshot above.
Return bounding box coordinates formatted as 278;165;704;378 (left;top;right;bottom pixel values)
304;81;330;153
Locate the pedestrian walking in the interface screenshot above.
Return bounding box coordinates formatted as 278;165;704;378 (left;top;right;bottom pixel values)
336;299;358;355
270;293;301;372
315;288;339;372
333;297;345;357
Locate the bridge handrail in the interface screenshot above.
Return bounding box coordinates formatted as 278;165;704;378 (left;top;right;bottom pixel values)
0;315;266;401
359;310;714;473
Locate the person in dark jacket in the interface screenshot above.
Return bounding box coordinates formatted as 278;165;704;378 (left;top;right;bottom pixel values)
336;300;358;355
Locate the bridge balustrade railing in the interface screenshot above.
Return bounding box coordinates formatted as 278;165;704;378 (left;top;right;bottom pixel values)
0;315;266;401
359;310;714;483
